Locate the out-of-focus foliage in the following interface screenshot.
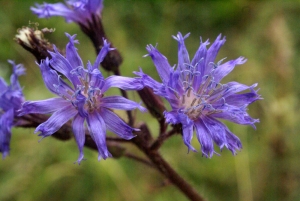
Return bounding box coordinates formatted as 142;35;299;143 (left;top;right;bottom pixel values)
0;0;300;200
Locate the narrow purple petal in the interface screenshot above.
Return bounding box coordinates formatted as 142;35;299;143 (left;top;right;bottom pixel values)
87;112;112;160
72;114;85;164
65;33;83;69
19;98;70;115
39;58;63;95
172;32;190;70
224;127;242;154
201;116;227;149
100;108;137;140
181;119;197;153
92;39;113;70
101;96;146;112
164;111;181;125
102;76;143;93
35;105;77;137
0;109;14;159
213;57;247;83
134;68;165;96
211;105;259;128
0;78;7;92
31;3;78;22
145;44;171;84
194;118;214;158
88;68;104;88
204;34;226;75
224;88;261;107
49;46;80;86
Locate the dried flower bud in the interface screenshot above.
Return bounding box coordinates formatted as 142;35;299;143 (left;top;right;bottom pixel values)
15;26;55;63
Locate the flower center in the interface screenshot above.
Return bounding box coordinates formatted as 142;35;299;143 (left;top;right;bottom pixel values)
178;64;223;120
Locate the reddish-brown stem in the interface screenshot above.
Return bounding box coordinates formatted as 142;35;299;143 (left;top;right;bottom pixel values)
132;131;205;201
150;127;179;150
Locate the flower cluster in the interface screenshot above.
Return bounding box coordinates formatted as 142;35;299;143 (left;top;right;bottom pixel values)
135;33;261;157
0;61;25;159
20;33;145;163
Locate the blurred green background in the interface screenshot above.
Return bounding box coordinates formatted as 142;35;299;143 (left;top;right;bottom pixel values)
1;0;300;200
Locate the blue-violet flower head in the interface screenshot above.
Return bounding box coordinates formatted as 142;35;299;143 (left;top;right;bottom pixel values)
0;61;25;159
31;0;103;26
135;32;261;157
20;33;146;163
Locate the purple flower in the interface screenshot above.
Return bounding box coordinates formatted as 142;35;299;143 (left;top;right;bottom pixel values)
31;0;103;26
0;61;25;159
20;33;145;163
135;32;261;157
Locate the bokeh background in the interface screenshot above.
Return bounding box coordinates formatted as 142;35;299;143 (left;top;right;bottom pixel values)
0;0;299;200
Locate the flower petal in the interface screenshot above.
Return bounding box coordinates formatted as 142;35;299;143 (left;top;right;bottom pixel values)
101;96;146;112
134;68;165;96
204;34;226;75
194;118;214;158
49;46;80;86
0;109;14;159
211;105;259;128
224;127;242;154
65;33;83;69
213;57;247;83
87;112;112;160
172;32;190;71
102;76;143;93
19;98;70;115
201;116;227;149
145;44;171;84
181;116;196;152
31;3;79;22
0;78;7;92
72;114;85;164
100;108;137;140
164;110;181;125
224;87;261;107
35;104;77;137
92;39;114;70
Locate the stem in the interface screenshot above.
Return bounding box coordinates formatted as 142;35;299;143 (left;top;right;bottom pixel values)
124;153;154;168
150;127;178;150
133;124;205;201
